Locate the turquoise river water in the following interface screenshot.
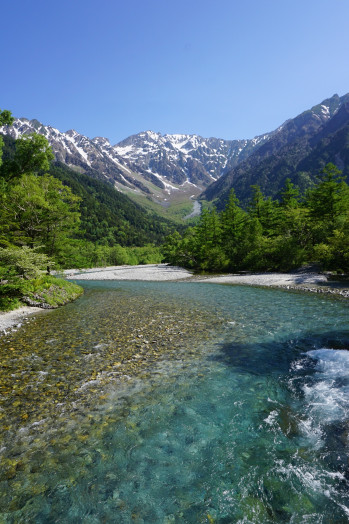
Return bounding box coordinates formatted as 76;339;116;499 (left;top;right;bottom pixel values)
0;281;349;523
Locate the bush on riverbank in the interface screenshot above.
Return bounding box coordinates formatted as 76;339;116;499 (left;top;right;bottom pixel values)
0;246;83;311
22;276;83;309
0;273;83;311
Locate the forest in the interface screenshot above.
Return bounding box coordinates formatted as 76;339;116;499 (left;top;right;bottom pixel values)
1;107;349;310
163;165;349;274
0;111;167;310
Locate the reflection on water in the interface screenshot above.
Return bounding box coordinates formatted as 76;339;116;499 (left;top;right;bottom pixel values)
0;281;348;522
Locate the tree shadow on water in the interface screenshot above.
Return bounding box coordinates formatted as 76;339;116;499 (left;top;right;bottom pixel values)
208;329;349;377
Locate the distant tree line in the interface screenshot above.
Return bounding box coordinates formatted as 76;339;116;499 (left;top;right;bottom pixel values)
163;163;349;273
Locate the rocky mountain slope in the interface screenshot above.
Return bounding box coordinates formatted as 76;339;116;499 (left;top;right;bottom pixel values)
114;130;271;187
202;93;349;207
1;92;349;212
0;120;272;205
0;118;158;196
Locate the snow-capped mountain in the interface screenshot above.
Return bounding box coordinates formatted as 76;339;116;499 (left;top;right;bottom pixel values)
202;93;349;206
2;92;348;208
0;118;157;196
0;119;272;203
114;131;271;187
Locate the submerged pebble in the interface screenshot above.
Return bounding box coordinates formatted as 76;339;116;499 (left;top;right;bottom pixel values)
0;281;348;522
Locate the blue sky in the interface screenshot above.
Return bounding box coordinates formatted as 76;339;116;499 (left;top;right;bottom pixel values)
2;0;349;144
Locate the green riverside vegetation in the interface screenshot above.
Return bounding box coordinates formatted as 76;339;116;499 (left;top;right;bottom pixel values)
1;107;348;310
163;164;349;274
0;110;169;310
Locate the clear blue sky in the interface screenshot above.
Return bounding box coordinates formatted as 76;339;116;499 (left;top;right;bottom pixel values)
2;0;349;144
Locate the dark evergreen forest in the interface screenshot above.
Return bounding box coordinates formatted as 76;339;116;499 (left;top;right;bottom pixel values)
164;165;349;273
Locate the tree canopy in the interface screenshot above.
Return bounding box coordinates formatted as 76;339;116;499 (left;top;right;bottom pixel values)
164;164;349;273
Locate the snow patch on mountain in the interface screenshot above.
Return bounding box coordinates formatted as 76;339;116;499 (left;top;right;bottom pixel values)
114;130;272;187
0;118;273;202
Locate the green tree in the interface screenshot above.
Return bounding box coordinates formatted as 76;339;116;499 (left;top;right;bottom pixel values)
0;110;14;168
307;164;349;223
220;189;246;269
194;208;228;271
280;178;300;209
306;163;349;245
0;133;54;180
0;245;51;279
248;185;278;236
0;174;81;255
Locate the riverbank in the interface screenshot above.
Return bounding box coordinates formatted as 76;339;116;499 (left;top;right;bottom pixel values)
63;264;349;297
0;277;83;334
0;306;43;334
2;264;347;334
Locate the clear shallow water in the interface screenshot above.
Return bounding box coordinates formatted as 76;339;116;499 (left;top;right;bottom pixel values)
0;282;349;523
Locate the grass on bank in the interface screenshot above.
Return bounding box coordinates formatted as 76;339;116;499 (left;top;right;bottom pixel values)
0;246;83;312
0;274;83;312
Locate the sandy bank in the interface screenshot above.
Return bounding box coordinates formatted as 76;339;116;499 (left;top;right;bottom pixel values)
63;264;349;298
62;264;193;281
0;306;43;335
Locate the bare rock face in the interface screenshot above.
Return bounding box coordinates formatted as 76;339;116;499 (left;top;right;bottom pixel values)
0;119;271;203
114;130;271;187
2;92;348;207
202;93;349;206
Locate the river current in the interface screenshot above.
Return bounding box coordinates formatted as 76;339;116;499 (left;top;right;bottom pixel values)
0;281;349;523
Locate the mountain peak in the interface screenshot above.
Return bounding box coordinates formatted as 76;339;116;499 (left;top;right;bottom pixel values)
92;136;111;147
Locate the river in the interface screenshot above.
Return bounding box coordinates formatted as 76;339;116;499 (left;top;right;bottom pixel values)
184;200;201;220
0;281;348;522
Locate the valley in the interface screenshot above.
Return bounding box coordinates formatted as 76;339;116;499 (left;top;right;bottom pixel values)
1;93;349;221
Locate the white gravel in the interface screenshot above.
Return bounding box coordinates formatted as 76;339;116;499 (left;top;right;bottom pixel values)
0;265;339;336
0;306;42;335
62;264;193;281
194;272;329;286
63;264;328;287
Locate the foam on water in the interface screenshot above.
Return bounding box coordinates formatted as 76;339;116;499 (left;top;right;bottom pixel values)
297;349;349;438
0;282;348;522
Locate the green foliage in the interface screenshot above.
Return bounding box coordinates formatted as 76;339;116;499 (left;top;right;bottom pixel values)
0;125;84;310
163;164;349;274
0;246;83;311
0;173;80;255
280;178;300;209
0;110;14;169
307;163;349;241
23;275;83;307
0;110;14;127
0;246;52;311
0;133;54;180
49;162;175;246
0;246;51;279
55;239;163;269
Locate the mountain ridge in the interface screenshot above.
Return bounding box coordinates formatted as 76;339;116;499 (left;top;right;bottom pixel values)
0;118;274;206
201;93;349;206
1;92;349;212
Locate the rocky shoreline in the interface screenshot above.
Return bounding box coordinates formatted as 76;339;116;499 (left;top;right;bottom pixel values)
1;264;348;335
63;264;349;298
0;306;43;335
276;284;349;299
